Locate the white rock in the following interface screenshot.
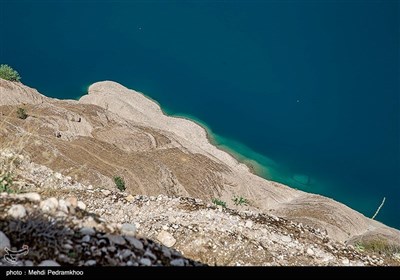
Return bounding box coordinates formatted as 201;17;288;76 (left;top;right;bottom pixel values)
8;204;27;219
101;189;111;196
58;199;69;213
342;258;350;265
66;196;77;207
18;192;41;202
0;231;11;256
157;230;176;247
54;172;63;180
280;235;292;243
40;197;59;213
121;223;136;236
162;225;169;231
85;260;96;266
245;220;253;229
38;260;60;266
77;201;86;210
306;248;314;256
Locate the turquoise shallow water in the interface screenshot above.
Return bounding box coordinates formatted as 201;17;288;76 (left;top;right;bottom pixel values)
1;1;399;228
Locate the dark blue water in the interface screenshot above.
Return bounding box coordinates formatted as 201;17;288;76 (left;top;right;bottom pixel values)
1;0;399;229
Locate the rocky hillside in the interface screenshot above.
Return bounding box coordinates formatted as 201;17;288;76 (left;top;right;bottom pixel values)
0;78;399;265
0;150;399;266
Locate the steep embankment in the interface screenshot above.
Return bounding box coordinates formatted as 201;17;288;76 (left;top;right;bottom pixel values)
1;150;398;266
0;78;399;251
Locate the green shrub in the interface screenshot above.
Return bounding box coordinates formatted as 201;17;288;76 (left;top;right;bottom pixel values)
212;198;226;208
113;176;126;192
17;108;28;119
0;173;14;193
232;196;249;206
0;64;21;82
355;239;400;255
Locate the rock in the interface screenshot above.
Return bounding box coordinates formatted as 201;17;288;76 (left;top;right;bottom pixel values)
245;220;253;229
280;235;292;243
140;258;152;266
8;204;27;219
54;172;63;180
38;260;60;266
77;201;86;210
58;199;69;213
84;260;96;266
125;236;144;251
18;192;41;202
170;258;185;266
80;227;96;236
66;196;77;207
82;217;98;229
107;246;116;253
161;246;172;258
40;197;59;213
0;231;11;256
144;250;157;260
58;254;69;263
101;189;111;196
105;224;115;232
342;258;350;265
306;248;314;256
121;223;136;236
24;260;34;266
63;244;73;250
157;230;176;247
82;235;91;243
121;249;133;259
125;195;135;202
106;235;126;246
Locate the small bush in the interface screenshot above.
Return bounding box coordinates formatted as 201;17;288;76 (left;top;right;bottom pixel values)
232;196;249;206
0;173;14;193
212;198;226;208
113;176;126;192
16;108;28;119
0;64;21;82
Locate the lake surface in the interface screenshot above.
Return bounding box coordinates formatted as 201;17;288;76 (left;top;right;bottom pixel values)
1;0;398;229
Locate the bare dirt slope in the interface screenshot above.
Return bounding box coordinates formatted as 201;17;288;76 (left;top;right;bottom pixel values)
0;78;399;248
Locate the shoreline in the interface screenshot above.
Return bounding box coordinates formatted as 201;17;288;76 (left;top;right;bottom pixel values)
77;83;272;180
169;114;264;175
151;109;271;180
4;78;399;232
76;81;399;230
